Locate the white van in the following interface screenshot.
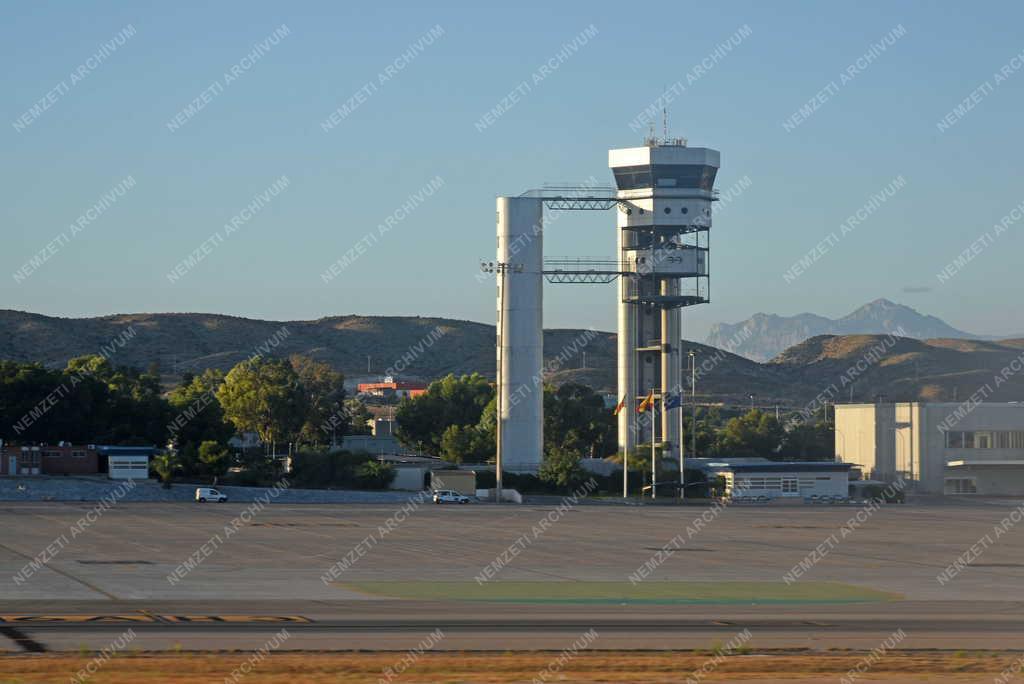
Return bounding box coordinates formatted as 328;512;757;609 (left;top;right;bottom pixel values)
195;487;227;503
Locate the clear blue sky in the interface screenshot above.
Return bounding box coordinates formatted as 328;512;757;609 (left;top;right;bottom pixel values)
2;0;1022;340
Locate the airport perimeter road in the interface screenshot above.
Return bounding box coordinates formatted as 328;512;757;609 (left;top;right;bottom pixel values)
2;500;1023;651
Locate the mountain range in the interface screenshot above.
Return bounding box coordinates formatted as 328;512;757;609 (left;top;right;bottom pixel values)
3;309;1024;410
706;298;984;362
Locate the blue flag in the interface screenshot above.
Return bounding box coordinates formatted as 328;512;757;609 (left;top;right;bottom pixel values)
664;392;684;409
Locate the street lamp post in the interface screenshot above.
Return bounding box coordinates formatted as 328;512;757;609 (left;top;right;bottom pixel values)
480;260;522;504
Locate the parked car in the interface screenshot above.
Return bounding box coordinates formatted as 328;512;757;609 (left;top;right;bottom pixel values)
195;487;227;503
433;489;470;504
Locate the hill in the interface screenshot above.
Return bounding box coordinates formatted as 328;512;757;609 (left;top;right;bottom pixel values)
706;298;977;362
2;310;1022;408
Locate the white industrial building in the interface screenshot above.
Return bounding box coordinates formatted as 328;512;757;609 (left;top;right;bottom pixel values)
835;402;1024;495
692;457;851;500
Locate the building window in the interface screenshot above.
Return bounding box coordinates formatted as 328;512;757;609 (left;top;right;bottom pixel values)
946;430;1024;450
945;478;977;494
782;479;798;493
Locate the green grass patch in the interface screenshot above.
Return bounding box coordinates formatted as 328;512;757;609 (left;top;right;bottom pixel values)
338;581;900;604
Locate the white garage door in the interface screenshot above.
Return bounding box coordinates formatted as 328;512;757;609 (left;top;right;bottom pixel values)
108;456;149;479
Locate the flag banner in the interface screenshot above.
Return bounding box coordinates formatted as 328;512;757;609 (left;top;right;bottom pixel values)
664;393;683;410
637;391;655;413
612;395;626;416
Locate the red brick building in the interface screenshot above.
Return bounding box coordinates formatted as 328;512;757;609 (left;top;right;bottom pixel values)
0;443;99;476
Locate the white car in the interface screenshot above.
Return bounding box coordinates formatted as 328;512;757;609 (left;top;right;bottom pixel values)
195;487;227;503
433;489;470;504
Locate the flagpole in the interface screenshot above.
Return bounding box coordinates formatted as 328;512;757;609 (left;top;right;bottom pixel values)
623;395;629;499
651;387;656;500
679;349;685;501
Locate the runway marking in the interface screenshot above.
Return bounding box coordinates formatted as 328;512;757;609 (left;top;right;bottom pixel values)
0;614;155;623
0;540;117;602
0;626;47;652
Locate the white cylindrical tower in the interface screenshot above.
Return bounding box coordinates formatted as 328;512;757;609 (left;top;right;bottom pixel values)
496;197;544;473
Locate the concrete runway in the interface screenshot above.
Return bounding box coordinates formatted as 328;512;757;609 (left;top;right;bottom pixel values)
2;499;1023;652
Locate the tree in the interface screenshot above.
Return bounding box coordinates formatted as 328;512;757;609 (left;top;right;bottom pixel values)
395;373;494;454
344;398;373;436
543;383;615;458
439;423;492;464
217;357;308;448
150;452;178;489
167;369;233;474
198;440;231;478
781;420;835;460
289;355;346;445
0;356;168;445
354;460;396;489
539;446;587;491
715;409;784;458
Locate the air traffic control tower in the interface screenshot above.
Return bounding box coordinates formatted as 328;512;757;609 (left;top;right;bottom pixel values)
492;137;719;480
611;140;718;462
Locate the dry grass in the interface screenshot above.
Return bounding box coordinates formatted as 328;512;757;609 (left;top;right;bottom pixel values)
0;651;1018;683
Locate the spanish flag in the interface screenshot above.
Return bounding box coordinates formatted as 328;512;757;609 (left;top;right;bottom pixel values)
612;395;626;416
637;391;655;413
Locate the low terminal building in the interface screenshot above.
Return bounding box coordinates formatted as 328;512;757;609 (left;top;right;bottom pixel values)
835;402;1024;495
689;457;851;500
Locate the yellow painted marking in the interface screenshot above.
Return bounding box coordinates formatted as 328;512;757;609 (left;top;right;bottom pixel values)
0;614;311;624
0;614;156;623
159;615;312;624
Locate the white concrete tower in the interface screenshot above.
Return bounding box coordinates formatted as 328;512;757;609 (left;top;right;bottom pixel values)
495;197;544;473
610;141;719;470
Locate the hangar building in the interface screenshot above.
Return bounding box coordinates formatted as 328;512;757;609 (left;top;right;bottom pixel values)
835;402;1024;495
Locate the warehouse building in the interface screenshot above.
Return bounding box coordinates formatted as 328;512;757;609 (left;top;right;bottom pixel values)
835;402;1024;495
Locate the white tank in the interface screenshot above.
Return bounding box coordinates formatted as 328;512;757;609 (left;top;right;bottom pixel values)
496;197;544;473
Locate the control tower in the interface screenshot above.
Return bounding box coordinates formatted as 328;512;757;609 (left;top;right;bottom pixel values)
490;137;719;490
610;140;719;463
